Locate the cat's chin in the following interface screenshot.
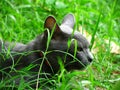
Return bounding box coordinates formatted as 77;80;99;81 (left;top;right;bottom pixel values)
65;66;86;71
65;61;90;71
81;60;91;66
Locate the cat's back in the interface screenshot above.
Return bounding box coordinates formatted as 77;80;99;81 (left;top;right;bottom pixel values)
0;39;26;52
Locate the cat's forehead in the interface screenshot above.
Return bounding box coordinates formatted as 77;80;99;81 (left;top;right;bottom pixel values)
74;32;90;48
60;24;89;48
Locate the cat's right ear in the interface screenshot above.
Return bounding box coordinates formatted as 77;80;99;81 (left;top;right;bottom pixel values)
62;14;75;28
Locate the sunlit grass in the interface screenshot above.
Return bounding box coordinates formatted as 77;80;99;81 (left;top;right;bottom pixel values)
0;0;120;90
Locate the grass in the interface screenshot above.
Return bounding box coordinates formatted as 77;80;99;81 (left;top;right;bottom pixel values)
0;0;120;90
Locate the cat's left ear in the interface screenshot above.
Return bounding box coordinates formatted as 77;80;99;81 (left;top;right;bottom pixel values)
62;14;75;28
44;16;62;39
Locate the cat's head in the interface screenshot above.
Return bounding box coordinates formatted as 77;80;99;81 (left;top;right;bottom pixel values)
42;14;93;72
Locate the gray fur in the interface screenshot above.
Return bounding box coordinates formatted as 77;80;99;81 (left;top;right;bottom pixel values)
0;14;93;88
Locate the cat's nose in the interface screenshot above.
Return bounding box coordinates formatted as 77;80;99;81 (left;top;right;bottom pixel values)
88;56;93;62
86;49;93;62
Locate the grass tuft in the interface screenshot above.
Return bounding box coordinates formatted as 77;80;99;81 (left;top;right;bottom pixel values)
0;0;120;90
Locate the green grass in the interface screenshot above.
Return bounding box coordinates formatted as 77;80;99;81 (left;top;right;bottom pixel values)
0;0;120;90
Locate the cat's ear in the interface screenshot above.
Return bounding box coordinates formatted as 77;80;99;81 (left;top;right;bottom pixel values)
44;16;59;30
44;16;62;39
62;14;75;28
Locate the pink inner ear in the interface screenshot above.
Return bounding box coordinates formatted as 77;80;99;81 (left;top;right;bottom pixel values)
44;16;56;30
44;16;62;40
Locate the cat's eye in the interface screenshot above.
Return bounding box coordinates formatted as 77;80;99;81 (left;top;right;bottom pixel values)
77;47;83;51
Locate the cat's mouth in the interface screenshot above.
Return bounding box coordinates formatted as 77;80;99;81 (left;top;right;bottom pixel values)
65;61;89;71
65;57;91;71
64;50;93;71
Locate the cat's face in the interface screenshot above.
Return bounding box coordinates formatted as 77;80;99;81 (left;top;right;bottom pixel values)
43;14;93;72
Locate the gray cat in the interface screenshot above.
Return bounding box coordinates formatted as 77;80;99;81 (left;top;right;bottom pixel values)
0;14;93;87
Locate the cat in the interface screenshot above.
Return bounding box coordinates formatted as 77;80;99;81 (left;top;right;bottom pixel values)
0;13;93;88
